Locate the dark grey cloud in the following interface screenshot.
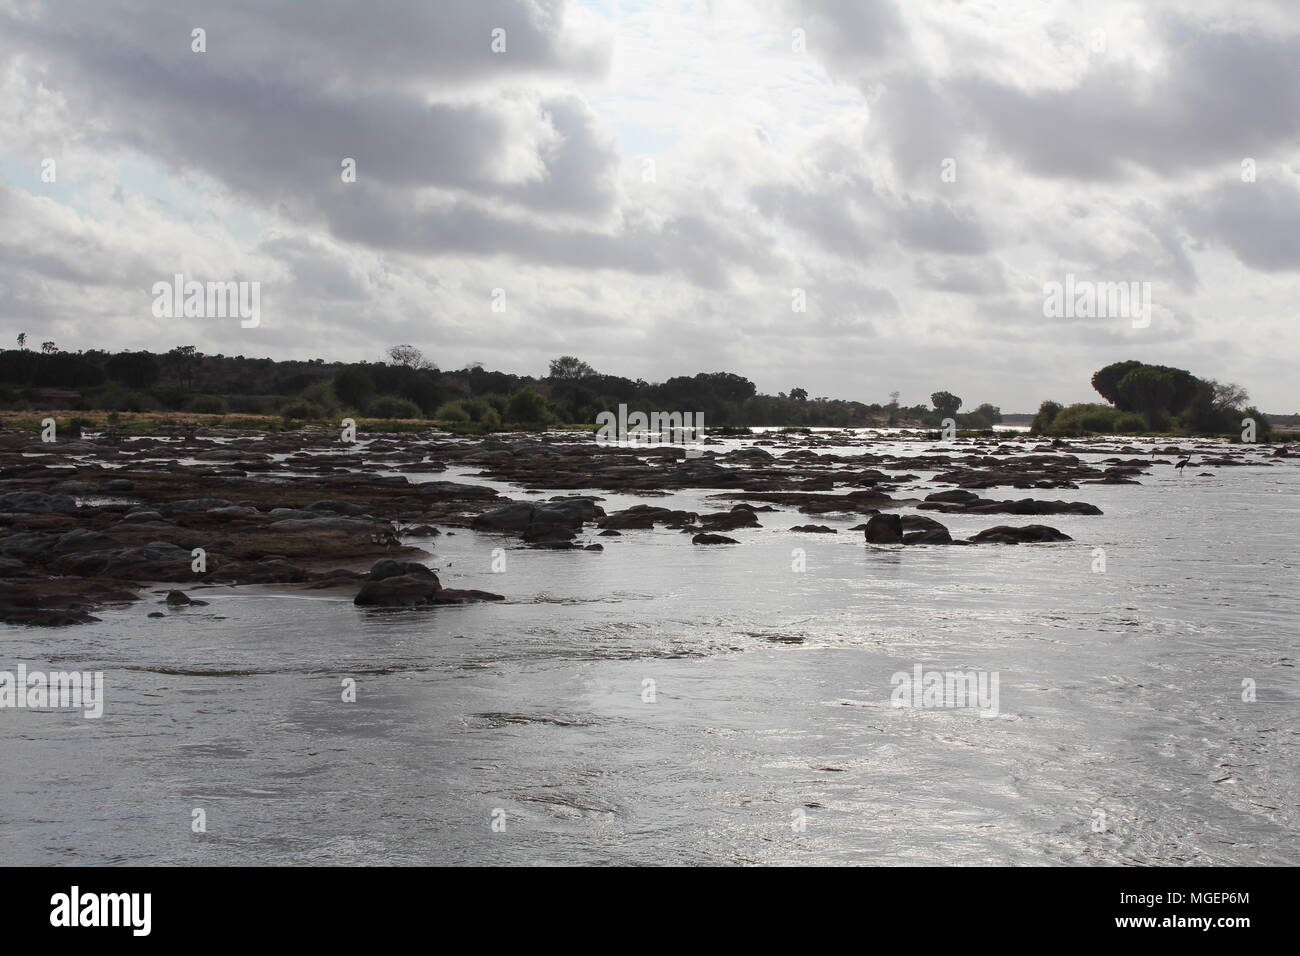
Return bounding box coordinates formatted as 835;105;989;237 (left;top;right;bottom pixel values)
1179;179;1300;272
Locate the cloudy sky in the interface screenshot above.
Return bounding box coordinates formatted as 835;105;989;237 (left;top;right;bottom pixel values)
1;0;1298;412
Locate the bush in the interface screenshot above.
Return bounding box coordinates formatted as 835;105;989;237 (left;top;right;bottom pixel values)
1029;400;1063;434
434;401;470;422
367;395;422;419
186;395;228;414
505;387;551;425
90;384;158;412
280;400;326;420
228;394;275;415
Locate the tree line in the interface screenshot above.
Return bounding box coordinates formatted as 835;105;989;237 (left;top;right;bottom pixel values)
0;341;1002;430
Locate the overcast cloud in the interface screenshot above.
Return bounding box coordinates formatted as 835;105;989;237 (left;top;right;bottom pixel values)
1;0;1298;411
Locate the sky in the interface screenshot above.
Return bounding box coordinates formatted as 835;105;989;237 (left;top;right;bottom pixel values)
1;0;1298;413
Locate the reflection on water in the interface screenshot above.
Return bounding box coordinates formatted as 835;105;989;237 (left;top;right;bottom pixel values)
1;436;1297;865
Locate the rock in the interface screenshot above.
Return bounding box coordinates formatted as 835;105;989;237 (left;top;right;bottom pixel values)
968;524;1072;544
863;513;904;543
691;533;738;545
924;490;980;504
56;542;194;579
368;559;437;582
903;528;953;545
354;572;442;606
267;516;384;534
899;514;949;533
206;505;262;520
432;588;506;603
118;510;166;523
790;524;837;533
0;532;59;557
0;491;77;513
163;589;208;606
51;529;116;553
697;510;760;532
471;501;590;541
162;498;237;512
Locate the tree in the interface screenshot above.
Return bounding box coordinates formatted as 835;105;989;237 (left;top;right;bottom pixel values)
40;341;57;354
505;387;550;424
1117;366;1176;427
334;366;376;409
547;356;597;380
106;351;160;389
16;333;27;350
386;344;434;370
166;345;201;392
1091;360;1144;408
790;387;808;402
1030;400;1063;434
930;390;962;417
1210;380;1249;410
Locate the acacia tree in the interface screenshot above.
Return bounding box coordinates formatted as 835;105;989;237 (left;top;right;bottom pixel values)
386;344;435;370
547;356;596;380
1117;366;1176;427
930;390;962;417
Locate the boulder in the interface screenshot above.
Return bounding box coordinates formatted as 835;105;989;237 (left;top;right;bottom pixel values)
368;559;437;582
354;572;442;606
691;533;738;545
968;524;1072;544
863;513;904;544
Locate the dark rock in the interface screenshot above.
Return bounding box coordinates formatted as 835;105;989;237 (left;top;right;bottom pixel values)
354;572;442;606
368;559;437;582
163;590;208;606
968;524;1072;544
691;533;739;545
863;513;904;543
903;528;953;545
790;524;837;533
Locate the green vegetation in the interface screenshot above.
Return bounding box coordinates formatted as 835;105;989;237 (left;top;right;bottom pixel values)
0;341;1000;430
1032;360;1272;439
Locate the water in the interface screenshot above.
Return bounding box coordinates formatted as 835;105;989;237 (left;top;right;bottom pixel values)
2;435;1297;865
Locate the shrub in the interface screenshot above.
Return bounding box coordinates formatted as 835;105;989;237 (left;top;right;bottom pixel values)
367;395;422;419
434;401;470;422
505;387;551;425
1029;401;1063;434
90;384;158;412
280;400;325;420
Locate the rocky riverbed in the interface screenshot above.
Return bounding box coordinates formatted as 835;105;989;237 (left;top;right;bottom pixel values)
0;427;1291;626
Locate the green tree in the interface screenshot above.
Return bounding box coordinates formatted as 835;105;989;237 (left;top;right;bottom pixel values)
1117;367;1176;428
505;387;550;424
106;351;160;389
930;391;962;418
333;366;376;409
548;355;597;380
